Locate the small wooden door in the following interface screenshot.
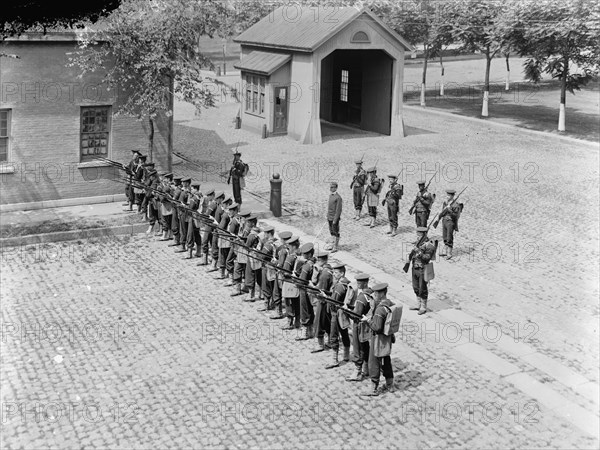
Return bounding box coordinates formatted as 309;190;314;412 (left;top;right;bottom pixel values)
273;86;288;134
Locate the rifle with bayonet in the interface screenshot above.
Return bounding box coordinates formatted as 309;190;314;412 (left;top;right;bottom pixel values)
409;171;437;215
402;212;439;273
432;186;467;229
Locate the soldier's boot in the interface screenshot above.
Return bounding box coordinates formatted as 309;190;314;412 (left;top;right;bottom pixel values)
418;298;427;315
331;237;339;253
359;381;379;397
325;350;340;369
185;247;194;259
168;239;180;247
446;246;453;260
379;377;395;394
386;225;392;234
243;287;256;302
224;274;236;287
281;316;295;330
214;267;227;280
270;304;285;320
295;326;311;341
197;254;209;266
391;227;398;237
346;367;365;382
342;346;350;362
146;224;153;234
206;259;219;273
175;243;187;253
311;336;325;353
409;297;422;311
361;361;369;379
439;245;447;257
230;283;244;297
369;217;376;228
159;230;169;241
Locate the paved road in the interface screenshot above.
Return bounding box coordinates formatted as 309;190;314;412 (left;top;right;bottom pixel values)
1;233;597;448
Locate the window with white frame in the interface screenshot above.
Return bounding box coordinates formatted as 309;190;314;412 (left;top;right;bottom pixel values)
244;73;266;116
340;70;349;102
0;109;10;162
80;106;111;162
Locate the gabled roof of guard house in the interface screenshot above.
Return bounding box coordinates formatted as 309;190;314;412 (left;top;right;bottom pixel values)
234;5;413;53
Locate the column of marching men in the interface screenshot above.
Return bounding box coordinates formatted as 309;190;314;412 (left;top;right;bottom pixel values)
120;150;466;397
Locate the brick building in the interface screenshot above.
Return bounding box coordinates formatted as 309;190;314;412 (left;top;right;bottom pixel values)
234;5;413;144
0;32;168;208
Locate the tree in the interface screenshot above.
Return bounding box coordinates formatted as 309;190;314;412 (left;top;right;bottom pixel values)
1;0;121;40
69;0;230;171
509;0;600;132
450;0;513;117
383;0;453;107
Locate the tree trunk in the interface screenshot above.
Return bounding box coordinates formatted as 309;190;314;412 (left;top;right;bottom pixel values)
167;75;174;172
558;57;568;132
440;54;445;96
505;54;510;91
148;117;154;162
482;48;492;117
421;44;428;107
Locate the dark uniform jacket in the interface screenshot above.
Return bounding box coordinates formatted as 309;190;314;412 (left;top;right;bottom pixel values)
414;190;433;212
384;182;403;205
351;168;367;189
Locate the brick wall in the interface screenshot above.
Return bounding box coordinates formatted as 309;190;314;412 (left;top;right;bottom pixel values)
0;38;168;205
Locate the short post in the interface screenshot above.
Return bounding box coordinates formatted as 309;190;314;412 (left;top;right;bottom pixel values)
262;124;268;139
270;173;282;217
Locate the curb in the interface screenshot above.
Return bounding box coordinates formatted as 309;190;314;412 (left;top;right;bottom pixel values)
404;104;599;149
0;210;274;247
0;223;148;247
0;194;128;213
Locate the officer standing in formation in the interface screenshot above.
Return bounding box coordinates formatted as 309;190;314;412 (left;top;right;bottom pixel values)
327;182;343;253
228;150;247;205
382;174;403;237
364;167;382;228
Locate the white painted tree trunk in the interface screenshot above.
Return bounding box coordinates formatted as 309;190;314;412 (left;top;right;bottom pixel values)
440;76;445;96
420;83;426;106
558;103;566;131
505;70;510;91
482;91;489;117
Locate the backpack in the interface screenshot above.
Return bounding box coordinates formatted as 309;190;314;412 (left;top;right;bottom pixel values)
343;285;357;309
242;163;250;177
375;178;384;195
382;302;403;336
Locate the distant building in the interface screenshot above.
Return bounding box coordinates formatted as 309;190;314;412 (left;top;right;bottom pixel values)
234;5;413;144
0;32;168;208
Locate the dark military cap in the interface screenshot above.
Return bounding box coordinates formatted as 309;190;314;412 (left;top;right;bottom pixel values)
366;167;377;173
355;273;370;281
416;226;428;233
239;211;252;218
158;172;167;176
262;225;275;233
223;194;232;202
330;182;338;188
182;177;191;183
247;214;258;221
233;149;241;155
131;149;142;155
278;231;293;240
191;183;200;189
372;282;388;292
331;262;345;270
388;174;397;178
214;191;225;199
147;169;157;176
287;236;300;246
446;189;456;195
228;202;239;210
354;159;363;164
205;188;215;196
139;154;148;161
417;180;426;185
315;250;329;258
173;176;182;181
143;162;155;167
164;173;173;180
339;277;350;285
300;242;314;254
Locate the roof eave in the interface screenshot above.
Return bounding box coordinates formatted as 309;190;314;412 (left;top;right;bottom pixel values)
234;40;311;53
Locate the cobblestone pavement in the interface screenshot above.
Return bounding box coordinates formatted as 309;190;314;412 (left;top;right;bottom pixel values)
1;234;598;448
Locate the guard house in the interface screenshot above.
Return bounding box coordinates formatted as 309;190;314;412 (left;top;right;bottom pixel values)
233;5;413;144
